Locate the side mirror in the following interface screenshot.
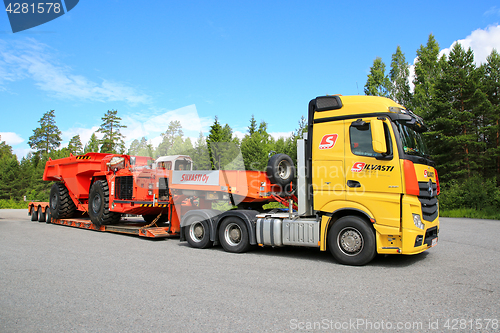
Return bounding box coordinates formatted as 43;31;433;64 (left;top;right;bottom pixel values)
371;119;387;154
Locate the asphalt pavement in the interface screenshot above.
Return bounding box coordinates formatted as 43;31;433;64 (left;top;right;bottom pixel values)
1;209;499;332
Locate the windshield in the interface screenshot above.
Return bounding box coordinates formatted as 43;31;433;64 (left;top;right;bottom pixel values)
396;122;430;158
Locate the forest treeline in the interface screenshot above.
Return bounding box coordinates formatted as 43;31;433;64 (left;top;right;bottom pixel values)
1;33;499;217
364;34;500;217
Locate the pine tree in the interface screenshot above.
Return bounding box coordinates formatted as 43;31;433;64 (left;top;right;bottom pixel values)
28;110;62;156
84;133;100;153
364;57;391;97
156;120;183;157
97;110;127;154
191;132;211;170
427;43;487;182
241;118;272;171
207;117;242;170
128;137;153;157
481;49;500;179
389;46;412;107
412;34;441;116
68;135;83;155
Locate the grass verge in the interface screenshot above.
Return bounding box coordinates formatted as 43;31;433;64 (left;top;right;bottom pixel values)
440;208;500;220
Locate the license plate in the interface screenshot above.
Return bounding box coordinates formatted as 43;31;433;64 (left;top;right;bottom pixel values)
431;237;438;247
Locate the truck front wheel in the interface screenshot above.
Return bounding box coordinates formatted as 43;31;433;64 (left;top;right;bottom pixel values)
218;217;251;253
185;216;213;249
88;180;121;228
328;216;376;266
50;182;76;219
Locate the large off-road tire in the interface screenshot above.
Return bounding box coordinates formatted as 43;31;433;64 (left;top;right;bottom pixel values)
266;153;295;186
31;207;38;221
218;217;251;253
328;216;376;266
50;183;76;219
38;207;46;222
88;180;121;228
185;215;213;249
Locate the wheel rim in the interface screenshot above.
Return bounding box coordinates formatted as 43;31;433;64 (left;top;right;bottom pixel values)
337;227;364;256
189;222;205;243
277;160;291;179
92;194;101;214
224;222;242;246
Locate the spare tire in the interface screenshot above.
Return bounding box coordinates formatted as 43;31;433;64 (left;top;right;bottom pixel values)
266;153;295;186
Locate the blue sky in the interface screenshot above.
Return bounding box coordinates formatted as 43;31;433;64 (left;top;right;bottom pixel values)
1;1;500;159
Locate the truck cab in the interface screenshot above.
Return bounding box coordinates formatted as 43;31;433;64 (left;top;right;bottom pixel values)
301;95;439;263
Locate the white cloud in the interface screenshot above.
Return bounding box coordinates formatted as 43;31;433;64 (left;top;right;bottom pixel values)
439;25;500;64
484;6;500;17
270;131;294;140
0;38;151;104
60;126;100;147
0;132;24;145
409;24;500;91
122;104;213;148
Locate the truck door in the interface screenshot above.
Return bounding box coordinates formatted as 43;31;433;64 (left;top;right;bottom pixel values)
344;117;402;228
311;119;345;208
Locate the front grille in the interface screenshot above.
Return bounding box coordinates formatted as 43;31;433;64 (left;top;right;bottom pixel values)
418;181;438;221
115;176;133;200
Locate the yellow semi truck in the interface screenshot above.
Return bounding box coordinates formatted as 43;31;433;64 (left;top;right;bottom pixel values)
250;95;439;265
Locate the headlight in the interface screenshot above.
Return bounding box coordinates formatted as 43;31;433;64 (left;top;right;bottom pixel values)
413;213;425;230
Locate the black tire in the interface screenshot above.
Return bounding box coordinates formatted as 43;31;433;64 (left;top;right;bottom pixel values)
31;207;38;221
328;216;376;266
88;180;121;228
38;208;46;222
266;153;295;186
185;216;213;249
218;217;251;253
50;183;76;219
46;209;52;224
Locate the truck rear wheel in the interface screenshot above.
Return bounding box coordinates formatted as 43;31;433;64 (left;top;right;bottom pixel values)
328;216;376;266
266;153;295;186
88;180;121;228
50;183;76;219
218;217;251;253
185;216;213;249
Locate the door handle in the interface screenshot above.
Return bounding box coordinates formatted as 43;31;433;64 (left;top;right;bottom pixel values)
347;180;361;188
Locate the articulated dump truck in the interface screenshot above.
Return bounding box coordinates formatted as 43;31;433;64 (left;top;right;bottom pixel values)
29;95;439;265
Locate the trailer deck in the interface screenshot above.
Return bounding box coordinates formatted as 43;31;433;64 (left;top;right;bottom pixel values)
49;215;175;238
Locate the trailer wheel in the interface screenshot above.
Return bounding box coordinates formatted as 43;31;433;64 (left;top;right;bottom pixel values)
46;209;52;224
88;180;121;228
328;216;376;266
185;216;213;249
266;153;295;186
219;217;251;253
30;207;38;221
37;207;46;223
50;183;76;219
